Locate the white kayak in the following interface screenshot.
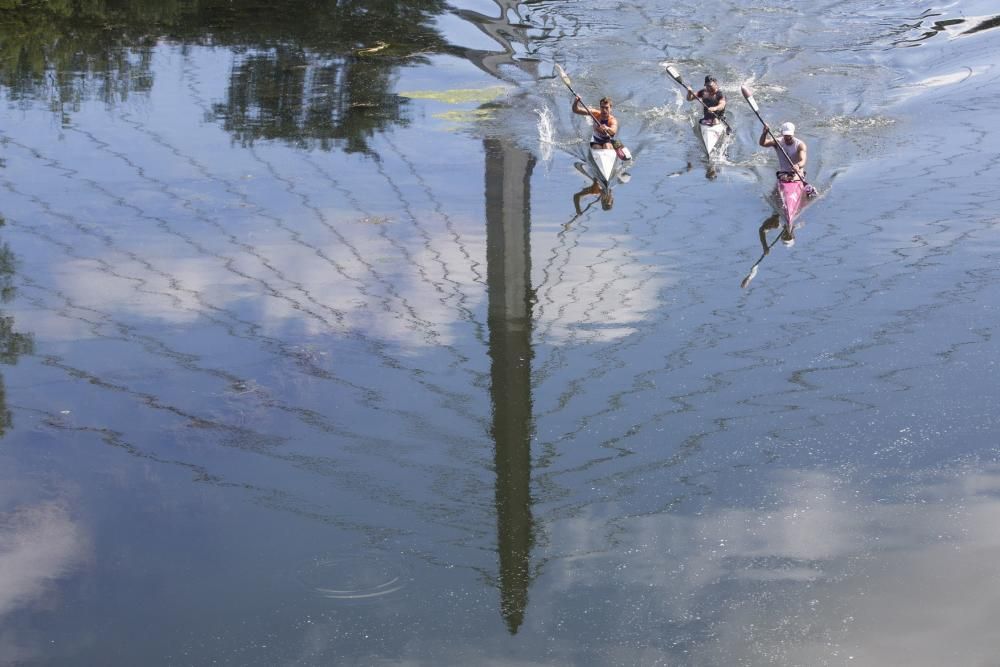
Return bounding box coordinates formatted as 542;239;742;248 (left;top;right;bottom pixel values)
699;120;727;157
589;146;618;185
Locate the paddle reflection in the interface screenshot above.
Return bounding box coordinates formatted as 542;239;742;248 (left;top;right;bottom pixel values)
740;213;787;289
484;138;537;634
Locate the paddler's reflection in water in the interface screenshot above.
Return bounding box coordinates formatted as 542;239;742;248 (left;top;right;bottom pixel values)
758;212;794;255
573;177;613;213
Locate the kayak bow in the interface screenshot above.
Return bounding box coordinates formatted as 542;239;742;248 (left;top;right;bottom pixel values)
699;121;727;157
777;178;805;227
589;146;619;185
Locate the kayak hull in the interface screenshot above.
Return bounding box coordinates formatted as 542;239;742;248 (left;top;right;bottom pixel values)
589;146;618;185
777;178;806;227
699;121;726;157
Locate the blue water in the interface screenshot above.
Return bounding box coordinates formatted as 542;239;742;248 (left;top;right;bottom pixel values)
2;1;1000;664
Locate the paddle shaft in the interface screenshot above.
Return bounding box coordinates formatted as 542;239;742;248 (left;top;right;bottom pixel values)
741;88;813;190
665;67;731;133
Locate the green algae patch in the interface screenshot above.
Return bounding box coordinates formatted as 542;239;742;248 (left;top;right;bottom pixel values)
398;86;508;105
432;108;497;123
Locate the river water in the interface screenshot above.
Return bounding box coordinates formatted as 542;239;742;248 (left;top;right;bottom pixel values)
1;1;1000;665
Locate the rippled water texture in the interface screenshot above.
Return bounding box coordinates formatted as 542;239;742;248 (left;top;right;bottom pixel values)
1;0;1000;664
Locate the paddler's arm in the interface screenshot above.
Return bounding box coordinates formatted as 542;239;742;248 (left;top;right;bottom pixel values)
795;142;808;171
603;115;618;137
709;94;726;115
571;96;589;116
686;87;698;101
759;125;774;147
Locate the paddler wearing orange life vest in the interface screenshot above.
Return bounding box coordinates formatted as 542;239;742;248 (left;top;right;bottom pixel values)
759;121;808;182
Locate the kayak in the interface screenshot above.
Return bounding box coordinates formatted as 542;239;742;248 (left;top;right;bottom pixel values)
699;120;726;156
589;146;618;185
777;178;806;227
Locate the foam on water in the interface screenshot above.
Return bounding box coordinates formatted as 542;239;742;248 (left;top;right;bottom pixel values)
823;115;896;132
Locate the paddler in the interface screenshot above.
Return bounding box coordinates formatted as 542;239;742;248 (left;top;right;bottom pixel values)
686;75;727;126
572;95;619;150
759;121;808;183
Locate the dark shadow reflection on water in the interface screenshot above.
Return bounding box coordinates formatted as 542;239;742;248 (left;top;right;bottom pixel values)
963;15;1000;36
485;137;536;634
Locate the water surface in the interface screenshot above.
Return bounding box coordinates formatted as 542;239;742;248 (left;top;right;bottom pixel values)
2;0;1000;664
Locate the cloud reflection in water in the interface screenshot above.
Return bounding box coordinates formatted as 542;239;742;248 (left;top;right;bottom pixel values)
0;500;88;663
535;465;1000;664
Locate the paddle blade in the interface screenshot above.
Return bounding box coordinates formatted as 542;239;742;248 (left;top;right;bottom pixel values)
740;265;758;289
740;85;759;112
554;64;572;88
665;64;683;84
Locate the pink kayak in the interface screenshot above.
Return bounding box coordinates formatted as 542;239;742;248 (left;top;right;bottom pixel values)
777;178;806;227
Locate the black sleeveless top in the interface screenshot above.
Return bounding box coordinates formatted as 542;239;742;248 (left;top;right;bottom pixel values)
698;90;725;121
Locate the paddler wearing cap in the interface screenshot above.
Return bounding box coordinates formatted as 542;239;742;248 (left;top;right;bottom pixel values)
686;75;727;126
759;121;807;182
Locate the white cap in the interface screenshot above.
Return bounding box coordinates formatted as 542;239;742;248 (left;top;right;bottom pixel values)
780;122;795;136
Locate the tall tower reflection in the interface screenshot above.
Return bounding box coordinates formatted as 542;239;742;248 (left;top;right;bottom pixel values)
484;138;535;634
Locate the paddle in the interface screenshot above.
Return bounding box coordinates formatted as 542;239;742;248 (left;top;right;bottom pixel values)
740;85;817;197
664;64;732;134
555;64;629;161
740;230;785;289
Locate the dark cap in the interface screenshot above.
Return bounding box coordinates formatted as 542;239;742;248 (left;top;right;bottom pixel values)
704;75;718;85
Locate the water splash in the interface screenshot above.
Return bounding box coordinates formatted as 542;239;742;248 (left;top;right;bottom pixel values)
535;105;555;162
741;73;788;97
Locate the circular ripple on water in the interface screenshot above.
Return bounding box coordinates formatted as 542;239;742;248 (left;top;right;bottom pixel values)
296;553;409;601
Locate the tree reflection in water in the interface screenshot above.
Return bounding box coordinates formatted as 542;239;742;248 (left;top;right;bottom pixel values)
0;217;34;437
0;0;450;153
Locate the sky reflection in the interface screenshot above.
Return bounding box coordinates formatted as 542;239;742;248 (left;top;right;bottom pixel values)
533;464;1000;664
0;491;88;664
